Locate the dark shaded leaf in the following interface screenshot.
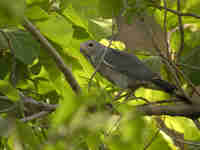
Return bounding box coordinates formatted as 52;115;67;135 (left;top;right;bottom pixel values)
98;0;123;18
10;30;40;65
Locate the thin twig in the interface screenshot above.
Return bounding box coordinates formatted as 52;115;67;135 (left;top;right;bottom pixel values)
177;63;200;71
169;61;200;99
23;17;81;94
181;70;200;98
163;0;170;59
176;0;184;60
20;111;51;122
146;26;191;103
20;92;57;111
176;139;200;146
155;117;184;149
88;14;116;89
153;5;200;19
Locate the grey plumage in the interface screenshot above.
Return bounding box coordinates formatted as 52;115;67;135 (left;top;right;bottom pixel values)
80;40;176;93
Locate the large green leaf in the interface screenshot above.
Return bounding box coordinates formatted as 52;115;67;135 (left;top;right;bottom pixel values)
165;117;200;141
88;19;112;40
68;0;100;18
38;50;61;94
63;4;113;40
63;5;89;29
36;13;73;47
0;0;25;26
180;46;200;85
10;30;40;65
51;88;80;127
25;6;49;20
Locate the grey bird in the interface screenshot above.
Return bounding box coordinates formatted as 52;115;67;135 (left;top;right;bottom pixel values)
80;40;189;102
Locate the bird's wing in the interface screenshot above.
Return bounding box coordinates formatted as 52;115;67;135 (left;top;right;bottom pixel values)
104;48;155;81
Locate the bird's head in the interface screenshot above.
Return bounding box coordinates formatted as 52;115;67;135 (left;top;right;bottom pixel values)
80;40;103;57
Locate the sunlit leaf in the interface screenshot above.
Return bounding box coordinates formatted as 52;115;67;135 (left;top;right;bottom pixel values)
36;13;73;47
0;0;25;26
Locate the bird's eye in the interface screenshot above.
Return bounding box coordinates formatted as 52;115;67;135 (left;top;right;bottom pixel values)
88;43;93;47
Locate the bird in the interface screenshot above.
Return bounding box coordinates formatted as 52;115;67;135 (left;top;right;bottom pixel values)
80;40;190;103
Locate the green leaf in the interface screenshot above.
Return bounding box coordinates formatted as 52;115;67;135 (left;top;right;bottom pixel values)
184;1;200;15
0;54;12;80
73;25;90;40
63;5;88;29
51;89;80;126
39;49;61;81
33;76;55;94
0;32;9;49
25;6;49;20
36;13;73;47
98;0;123;18
10;30;40;65
16;122;40;149
147;134;171;150
30;61;42;75
61;52;83;71
68;0;100;18
0;98;14;113
178;28;200;85
26;0;49;5
0;80;20;101
86;133;101;150
140;56;162;73
0;0;25;26
165;117;200;141
120;113;146;148
0;117;10;136
180;46;200;85
88;20;112;40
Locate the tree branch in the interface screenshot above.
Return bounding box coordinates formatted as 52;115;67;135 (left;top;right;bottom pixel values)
136;103;200;117
23;17;81;94
20;111;50;123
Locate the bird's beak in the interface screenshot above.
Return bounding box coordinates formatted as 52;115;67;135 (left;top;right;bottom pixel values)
80;43;89;56
80;45;90;60
80;43;86;50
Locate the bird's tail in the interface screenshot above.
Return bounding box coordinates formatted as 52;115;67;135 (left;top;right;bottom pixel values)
151;78;191;103
151;78;177;94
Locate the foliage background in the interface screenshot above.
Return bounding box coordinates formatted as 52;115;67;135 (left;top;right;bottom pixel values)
0;0;200;149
